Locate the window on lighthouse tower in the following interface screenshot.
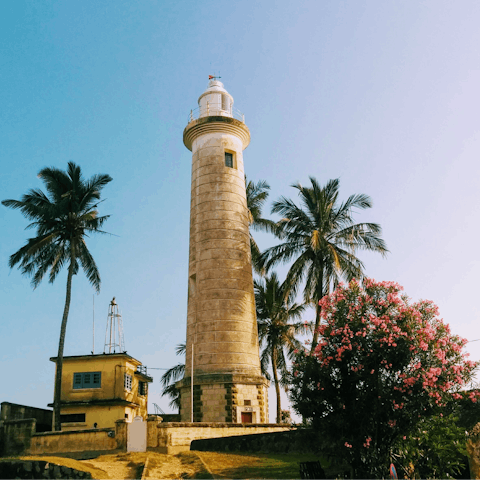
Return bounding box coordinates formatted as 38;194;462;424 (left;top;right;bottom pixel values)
225;152;233;168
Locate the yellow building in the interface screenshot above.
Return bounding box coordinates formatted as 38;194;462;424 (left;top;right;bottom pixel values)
49;353;152;431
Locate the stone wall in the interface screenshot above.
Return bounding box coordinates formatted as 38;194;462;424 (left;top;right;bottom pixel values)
156;414;180;422
0;402;52;432
0;402;53;456
4;415;291;457
29;427;117;455
0;419;37;456
191;428;318;454
0;460;92;479
149;421;291;454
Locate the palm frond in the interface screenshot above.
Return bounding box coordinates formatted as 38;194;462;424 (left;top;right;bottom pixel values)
262;177;388;350
160;363;186;387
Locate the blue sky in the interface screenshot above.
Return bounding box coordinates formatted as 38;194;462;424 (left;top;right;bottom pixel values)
1;1;480;421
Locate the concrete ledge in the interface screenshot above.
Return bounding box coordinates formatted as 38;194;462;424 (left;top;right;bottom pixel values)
157;422;287;428
3;418;37;425
28;448;125;460
32;427;113;437
183;116;250;151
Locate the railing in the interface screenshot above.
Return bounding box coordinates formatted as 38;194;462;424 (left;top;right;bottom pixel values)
188;102;245;123
136;365;148;375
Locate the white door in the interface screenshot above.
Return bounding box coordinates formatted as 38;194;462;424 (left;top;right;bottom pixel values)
127;416;147;452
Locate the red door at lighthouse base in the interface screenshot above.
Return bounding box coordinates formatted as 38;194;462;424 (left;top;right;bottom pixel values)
241;412;253;423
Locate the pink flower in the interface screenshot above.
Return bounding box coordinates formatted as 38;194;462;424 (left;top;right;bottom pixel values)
344;442;352;448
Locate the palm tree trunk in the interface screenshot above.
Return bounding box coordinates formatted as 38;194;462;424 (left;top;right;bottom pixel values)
311;268;324;352
53;258;74;431
310;301;322;352
272;350;282;424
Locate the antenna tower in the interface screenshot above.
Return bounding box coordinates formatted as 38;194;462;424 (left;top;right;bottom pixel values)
104;297;126;353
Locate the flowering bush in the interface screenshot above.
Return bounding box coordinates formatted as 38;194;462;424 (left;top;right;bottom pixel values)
289;279;478;478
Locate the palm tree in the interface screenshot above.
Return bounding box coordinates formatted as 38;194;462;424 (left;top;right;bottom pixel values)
160;343;186;410
245;177;277;274
259;177;388;351
254;272;308;423
2;162;112;430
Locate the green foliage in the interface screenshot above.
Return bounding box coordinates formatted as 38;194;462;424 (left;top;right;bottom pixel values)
280;409;292;424
258;177;388;350
289;279;478;478
245;177;277;274
2;162;112;290
2;162;112;430
393;414;469;479
160;343;186;410
456;391;480;431
255;272;308;423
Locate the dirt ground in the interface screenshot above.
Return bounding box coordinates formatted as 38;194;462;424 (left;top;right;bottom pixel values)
79;450;319;479
80;451;210;479
80;452;142;479
11;450;310;479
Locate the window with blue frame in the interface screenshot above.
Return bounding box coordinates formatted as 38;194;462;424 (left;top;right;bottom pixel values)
73;372;101;389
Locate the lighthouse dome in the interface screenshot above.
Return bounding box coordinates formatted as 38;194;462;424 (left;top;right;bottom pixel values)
197;78;234;118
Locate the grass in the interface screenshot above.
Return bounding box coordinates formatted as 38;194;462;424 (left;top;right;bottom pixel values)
178;452;213;479
196;451;326;479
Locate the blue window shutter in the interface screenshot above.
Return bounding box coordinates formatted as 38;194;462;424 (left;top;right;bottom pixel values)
73;371;101;389
83;373;92;387
73;373;83;389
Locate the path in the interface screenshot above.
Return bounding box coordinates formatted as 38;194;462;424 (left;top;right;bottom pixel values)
80;451;210;479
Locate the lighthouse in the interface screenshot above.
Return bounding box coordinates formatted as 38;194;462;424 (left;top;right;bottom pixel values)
177;78;269;423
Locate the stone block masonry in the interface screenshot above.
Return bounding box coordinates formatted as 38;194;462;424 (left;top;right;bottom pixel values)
191;429;320;454
0;460;93;479
177;374;269;423
179;79;269;423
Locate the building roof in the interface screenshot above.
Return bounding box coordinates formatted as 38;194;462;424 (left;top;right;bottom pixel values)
49;352;142;365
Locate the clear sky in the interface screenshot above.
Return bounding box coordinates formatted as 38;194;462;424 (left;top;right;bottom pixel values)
1;1;480;422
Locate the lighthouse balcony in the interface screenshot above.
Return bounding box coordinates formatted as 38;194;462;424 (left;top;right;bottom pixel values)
188;103;245;123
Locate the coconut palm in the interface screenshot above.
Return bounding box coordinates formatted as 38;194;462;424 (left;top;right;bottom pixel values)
245;177;277;274
2;162;112;430
160;343;186;410
259;177;388;350
255;272;308;423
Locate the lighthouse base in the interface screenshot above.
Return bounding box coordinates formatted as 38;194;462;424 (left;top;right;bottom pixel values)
176;373;269;423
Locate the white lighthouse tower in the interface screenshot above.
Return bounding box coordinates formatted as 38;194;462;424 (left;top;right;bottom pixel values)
178;78;269;423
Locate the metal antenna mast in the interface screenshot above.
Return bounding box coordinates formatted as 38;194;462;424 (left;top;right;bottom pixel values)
104;297;126;353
